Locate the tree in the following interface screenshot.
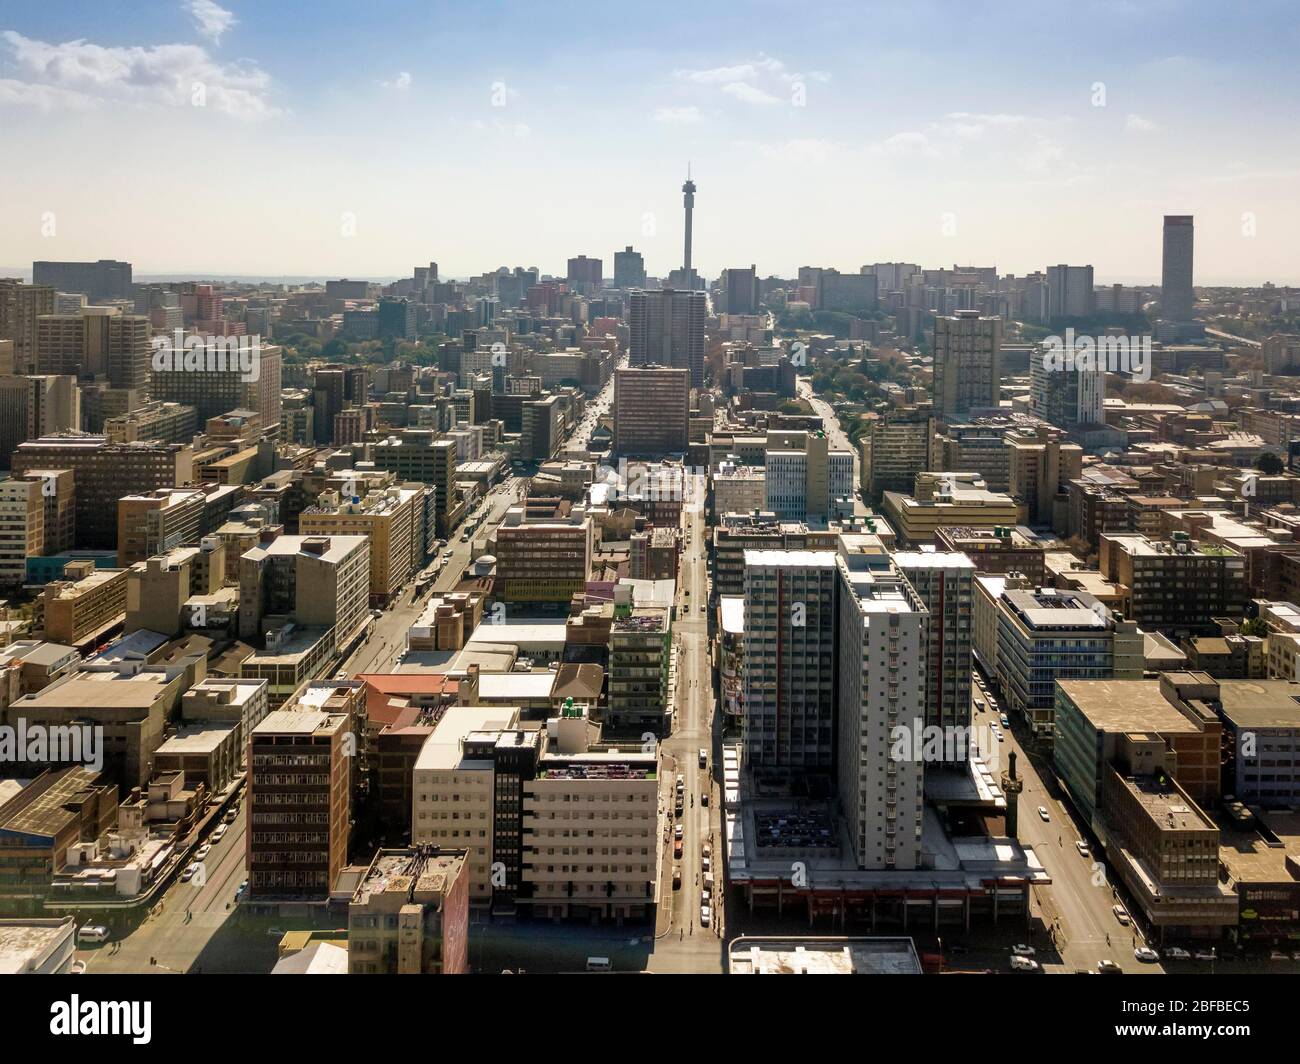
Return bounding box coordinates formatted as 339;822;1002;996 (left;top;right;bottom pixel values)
1255;452;1284;475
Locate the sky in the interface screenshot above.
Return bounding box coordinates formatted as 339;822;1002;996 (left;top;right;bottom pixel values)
1;0;1298;285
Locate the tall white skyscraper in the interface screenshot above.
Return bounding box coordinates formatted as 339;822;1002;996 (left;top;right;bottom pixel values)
835;534;928;870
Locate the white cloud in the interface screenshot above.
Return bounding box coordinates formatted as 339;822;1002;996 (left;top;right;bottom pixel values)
0;30;278;120
654;105;703;124
1124;112;1158;133
186;1;237;44
382;71;412;91
721;81;779;106
673;54;829;108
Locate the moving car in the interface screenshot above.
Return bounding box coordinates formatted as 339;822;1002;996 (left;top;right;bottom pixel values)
1133;947;1159;963
1097;959;1123;974
1112;904;1131;926
1009;955;1039;972
76;925;110;945
1038;806;1050;822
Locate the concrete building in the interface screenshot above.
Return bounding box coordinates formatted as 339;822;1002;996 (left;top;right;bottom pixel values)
247;706;354;900
1160;215;1195;324
932;311;1002;423
347;847;469;974
300;486;420;606
0;374;80;461
894;550;975;753
836;533;927;869
607;606;671;733
613;366;689;456
41;561;128;646
629;288;707;387
237;533;370;651
1045;264;1095;320
742;549;839;775
11;436;194;550
522;704;660;922
493;505;593;603
32;260;132;303
1099;531;1247;637
995;586;1142;739
859;409;933;504
882;473;1020;546
935;525;1045;584
0;478;44;592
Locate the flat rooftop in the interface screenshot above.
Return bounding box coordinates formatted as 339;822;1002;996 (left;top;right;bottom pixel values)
1117;772;1215;832
1213;680;1300;730
728;936;922;975
1057;680;1201;734
0;920;73;975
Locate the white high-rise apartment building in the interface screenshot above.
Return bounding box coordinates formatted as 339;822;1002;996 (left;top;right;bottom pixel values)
835;533;928;870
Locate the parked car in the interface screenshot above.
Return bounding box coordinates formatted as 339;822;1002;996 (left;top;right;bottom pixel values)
1075;840;1090;857
76;925;110;945
195;843;212;860
1113;904;1131;926
1010;955;1040;972
1038;806;1050;822
999;714;1010;728
1135;947;1160;963
1194;949;1217;962
181;862;201;882
701;790;708;806
674;824;683;840
700;905;711;927
1163;946;1190;960
211;825;227;843
1011;944;1036;957
672;870;682;890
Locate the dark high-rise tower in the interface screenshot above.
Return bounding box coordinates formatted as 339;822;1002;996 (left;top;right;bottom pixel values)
1161;214;1194;323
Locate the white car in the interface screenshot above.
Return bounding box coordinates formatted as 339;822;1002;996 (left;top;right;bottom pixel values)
1194;949;1217;962
1038;806;1050;822
1010;955;1040;972
1134;948;1160;963
1096;959;1123;974
76;925;110;945
1011;943;1036;957
700;905;711;927
195;843;212;860
1163;946;1190;960
211;825;227;843
674;824;683;841
181;862;201;882
1113;904;1131;926
1075;840;1090;857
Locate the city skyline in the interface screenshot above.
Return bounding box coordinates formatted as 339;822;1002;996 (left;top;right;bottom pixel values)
2;1;1299;283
